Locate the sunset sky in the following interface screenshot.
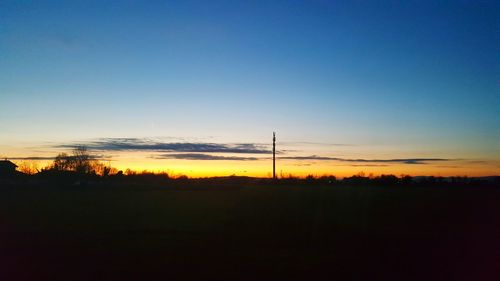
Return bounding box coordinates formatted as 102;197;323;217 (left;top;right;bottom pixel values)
1;0;498;177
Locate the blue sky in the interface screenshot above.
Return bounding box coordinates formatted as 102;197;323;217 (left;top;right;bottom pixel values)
0;0;498;176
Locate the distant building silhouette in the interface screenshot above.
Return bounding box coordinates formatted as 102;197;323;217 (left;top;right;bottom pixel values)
0;160;18;178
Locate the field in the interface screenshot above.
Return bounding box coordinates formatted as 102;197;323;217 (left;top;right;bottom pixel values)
1;184;498;281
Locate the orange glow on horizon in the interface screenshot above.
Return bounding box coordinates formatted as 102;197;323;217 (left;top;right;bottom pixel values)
6;147;499;178
9;157;499;178
107;159;498;178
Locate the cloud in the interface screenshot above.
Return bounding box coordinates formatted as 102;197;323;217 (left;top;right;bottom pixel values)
7;156;56;160
57;138;270;154
153;153;261;161
281;141;354;147
52;138;455;165
279;155;452;164
154;153;450;164
348;164;390;167
7;154;110;161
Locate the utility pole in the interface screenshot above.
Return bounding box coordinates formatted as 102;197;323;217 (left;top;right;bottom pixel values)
273;131;276;180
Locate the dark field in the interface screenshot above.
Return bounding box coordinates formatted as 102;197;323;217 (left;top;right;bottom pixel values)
1;184;499;281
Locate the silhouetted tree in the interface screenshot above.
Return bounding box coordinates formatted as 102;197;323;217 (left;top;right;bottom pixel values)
53;153;71;171
72;146;92;174
51;146;95;174
305;174;316;183
319;175;336;184
401;175;413;185
343;174;370;185
373;174;399;186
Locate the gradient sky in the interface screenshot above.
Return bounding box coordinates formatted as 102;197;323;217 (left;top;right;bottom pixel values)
1;0;499;177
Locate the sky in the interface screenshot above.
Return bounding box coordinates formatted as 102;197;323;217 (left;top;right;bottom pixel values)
0;0;499;177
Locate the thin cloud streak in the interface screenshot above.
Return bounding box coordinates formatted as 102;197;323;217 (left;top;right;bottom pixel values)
8;154;110;161
57;138;270;154
348;164;390;167
153;153;451;164
279;155;453;165
6;156;56;160
153;153;261;161
280;141;354;147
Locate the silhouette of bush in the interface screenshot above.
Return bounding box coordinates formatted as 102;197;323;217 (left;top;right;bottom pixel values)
372;174;399;186
318;175;337;184
343;175;371;185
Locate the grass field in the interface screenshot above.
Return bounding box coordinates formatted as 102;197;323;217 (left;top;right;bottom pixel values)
1;184;498;280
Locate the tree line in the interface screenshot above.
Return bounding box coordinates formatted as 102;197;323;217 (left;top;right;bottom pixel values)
5;147;498;187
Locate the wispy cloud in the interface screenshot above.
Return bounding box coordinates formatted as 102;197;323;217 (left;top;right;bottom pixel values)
280;141;354;147
7;155;110;161
348;164;390;167
57;138;270;154
155;153;451;164
279;155;452;165
52;138;456;165
7;156;56;160
153;153;261;161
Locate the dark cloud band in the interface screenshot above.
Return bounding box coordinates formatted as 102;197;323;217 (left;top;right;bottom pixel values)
51;138;453;165
153;153;261;161
57;138;270;154
7;155;109;161
279;155;452;165
7;156;56;160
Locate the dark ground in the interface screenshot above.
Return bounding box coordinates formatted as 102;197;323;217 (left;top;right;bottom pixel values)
1;183;499;281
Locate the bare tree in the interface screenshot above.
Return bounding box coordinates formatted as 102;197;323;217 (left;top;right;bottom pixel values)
72;146;92;174
51;146;94;174
53;153;71;171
